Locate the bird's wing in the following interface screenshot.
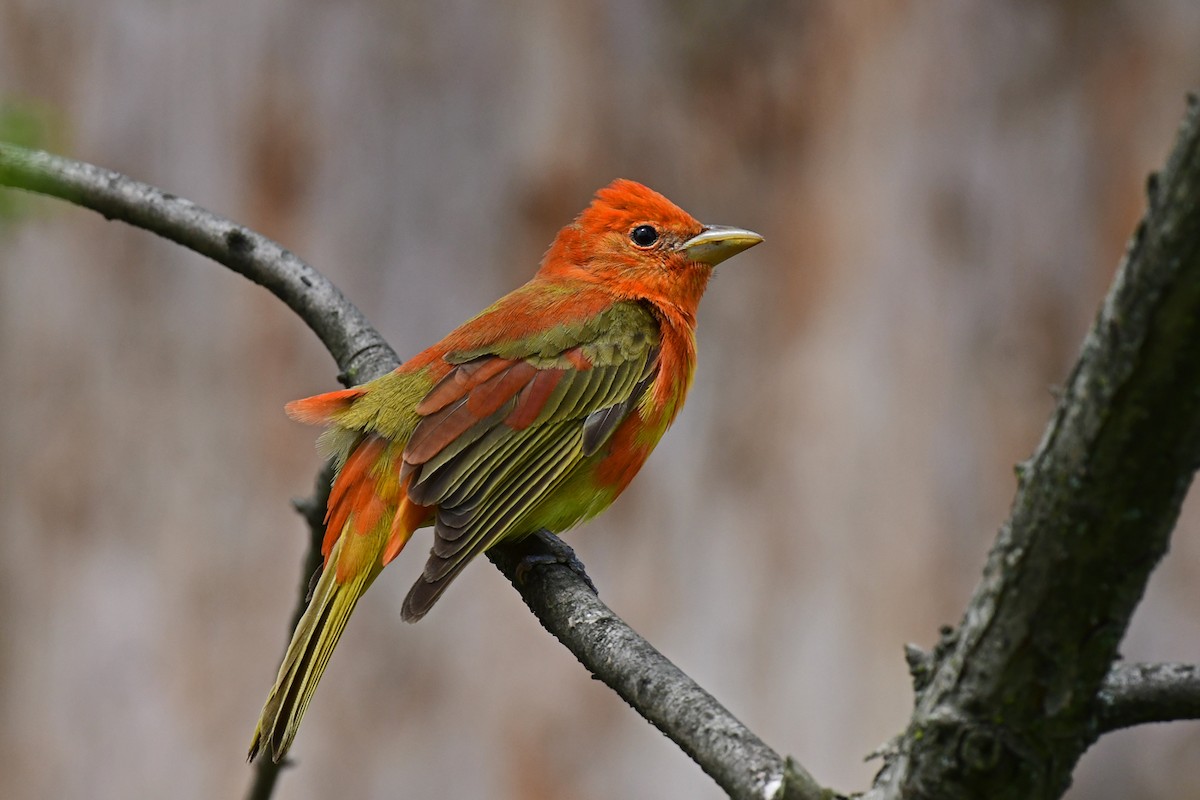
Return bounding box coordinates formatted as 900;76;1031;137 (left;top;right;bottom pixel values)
399;301;661;620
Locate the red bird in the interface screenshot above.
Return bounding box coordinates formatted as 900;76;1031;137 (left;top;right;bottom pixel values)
249;179;762;761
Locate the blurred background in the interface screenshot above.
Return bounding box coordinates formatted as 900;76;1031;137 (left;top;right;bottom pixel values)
2;1;1199;798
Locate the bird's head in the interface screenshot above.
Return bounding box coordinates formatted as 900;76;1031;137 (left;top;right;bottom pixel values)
537;179;762;318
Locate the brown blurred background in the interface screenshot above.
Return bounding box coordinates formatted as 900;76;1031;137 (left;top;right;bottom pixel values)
2;1;1199;798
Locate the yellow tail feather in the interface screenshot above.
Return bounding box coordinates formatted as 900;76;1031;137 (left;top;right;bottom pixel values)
248;528;385;763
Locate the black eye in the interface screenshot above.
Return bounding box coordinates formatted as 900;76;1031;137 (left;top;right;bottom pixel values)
630;225;659;247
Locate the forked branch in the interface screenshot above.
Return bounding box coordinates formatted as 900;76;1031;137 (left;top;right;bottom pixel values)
868;94;1200;800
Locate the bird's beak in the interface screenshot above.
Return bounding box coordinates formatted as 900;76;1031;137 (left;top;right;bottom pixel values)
679;225;764;266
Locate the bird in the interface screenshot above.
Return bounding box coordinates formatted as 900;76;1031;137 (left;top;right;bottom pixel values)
247;178;762;763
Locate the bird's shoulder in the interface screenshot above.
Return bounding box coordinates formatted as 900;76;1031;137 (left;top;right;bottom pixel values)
325;283;661;445
399;287;663;472
441;281;661;369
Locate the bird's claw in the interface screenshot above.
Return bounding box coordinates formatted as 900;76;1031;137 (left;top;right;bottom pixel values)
515;530;599;595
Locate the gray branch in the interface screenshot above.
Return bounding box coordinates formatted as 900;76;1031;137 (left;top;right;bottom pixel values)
0;142;824;800
868;94;1200;799
1097;662;1200;734
489;534;830;800
0;143;398;384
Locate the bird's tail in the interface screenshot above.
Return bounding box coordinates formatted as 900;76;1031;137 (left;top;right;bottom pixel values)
249;394;428;763
247;525;383;763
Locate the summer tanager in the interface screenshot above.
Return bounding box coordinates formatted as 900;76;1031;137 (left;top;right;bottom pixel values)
248;179;761;762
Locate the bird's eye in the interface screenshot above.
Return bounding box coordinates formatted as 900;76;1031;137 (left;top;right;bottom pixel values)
630;225;659;248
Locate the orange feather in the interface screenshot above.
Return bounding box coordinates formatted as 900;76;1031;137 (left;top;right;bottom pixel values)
324;434;386;560
505;368;565;430
415;357;510;415
284;387;364;424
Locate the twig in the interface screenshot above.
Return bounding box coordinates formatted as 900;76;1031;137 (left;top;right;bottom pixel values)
1097;662;1200;734
0;142;397;384
490;533;830;800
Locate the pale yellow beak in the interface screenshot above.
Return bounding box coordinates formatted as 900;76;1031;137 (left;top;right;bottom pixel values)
679;225;764;265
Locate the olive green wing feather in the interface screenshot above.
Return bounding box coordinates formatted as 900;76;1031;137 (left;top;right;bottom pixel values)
399;302;661;621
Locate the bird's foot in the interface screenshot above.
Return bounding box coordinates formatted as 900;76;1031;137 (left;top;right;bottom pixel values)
515;530;598;595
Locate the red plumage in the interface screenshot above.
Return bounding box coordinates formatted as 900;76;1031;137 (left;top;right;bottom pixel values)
248;179;762;763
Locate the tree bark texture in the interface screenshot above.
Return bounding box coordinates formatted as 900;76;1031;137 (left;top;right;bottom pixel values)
868;94;1200;800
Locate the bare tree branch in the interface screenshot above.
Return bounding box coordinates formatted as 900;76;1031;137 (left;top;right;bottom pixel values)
1097;662;1200;734
868;94;1200;800
489;533;831;800
0;142;398;384
0;143;825;800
